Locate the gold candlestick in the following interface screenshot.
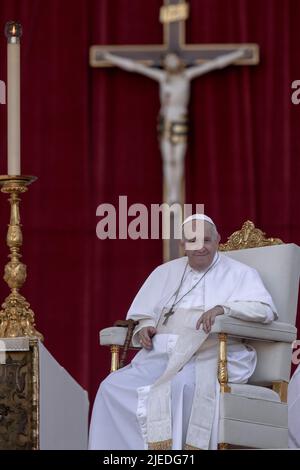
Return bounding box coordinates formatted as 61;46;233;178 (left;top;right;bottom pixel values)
0;175;43;339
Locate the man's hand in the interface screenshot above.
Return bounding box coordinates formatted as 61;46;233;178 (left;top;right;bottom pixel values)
139;326;157;350
196;306;224;333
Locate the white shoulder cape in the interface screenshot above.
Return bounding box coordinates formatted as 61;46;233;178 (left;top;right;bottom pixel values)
126;253;277;323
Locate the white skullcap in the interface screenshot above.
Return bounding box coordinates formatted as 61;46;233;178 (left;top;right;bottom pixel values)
182;214;216;250
182;214;215;227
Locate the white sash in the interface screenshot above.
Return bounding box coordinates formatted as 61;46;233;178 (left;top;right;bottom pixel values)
147;308;217;449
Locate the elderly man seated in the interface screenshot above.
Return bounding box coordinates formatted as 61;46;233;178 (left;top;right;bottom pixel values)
89;214;277;450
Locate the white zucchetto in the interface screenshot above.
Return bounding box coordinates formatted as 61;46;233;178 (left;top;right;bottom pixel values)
182;214;216;227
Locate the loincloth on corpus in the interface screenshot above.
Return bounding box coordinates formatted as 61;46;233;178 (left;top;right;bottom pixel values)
157;115;188;145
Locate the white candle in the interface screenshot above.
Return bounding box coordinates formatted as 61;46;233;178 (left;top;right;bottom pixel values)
5;22;22;176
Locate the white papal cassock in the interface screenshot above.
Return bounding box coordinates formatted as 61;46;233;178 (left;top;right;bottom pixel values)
89;253;277;450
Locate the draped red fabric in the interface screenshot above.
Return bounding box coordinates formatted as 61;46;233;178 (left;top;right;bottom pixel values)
0;0;299;404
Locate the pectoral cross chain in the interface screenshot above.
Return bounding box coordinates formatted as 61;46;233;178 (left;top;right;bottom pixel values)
162;308;175;326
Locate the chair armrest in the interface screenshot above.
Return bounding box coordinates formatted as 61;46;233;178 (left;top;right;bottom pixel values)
100;318;297;346
211;316;297;343
100;326;141;348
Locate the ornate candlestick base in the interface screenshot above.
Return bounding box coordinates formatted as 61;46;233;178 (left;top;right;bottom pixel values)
0;175;43;339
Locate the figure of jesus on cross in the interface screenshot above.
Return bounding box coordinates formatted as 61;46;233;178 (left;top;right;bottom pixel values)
90;1;258;207
102;48;245;205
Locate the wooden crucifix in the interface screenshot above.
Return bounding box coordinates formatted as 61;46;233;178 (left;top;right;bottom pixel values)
90;0;259;262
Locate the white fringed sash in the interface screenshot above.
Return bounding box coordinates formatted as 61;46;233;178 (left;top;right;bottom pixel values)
147;308;218;449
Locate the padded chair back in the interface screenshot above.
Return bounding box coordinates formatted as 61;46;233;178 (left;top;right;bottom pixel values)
223;243;299;385
223;244;300;325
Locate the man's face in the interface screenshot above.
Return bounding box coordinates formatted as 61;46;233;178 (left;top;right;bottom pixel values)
183;221;220;271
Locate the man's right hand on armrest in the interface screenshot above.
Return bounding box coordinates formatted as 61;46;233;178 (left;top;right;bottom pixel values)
139;327;157;350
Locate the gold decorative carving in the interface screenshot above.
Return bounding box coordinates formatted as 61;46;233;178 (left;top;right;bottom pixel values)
0;176;42;339
218;333;231;393
0;341;39;449
218;442;230;450
31;339;40;449
272;381;288;403
219;220;283;251
218;443;254;449
184;443;201;450
148;438;172;450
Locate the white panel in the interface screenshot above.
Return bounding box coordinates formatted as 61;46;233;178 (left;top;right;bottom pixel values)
220;392;287;426
218;418;288;448
39;342;89;450
219;393;288;448
248;341;292;384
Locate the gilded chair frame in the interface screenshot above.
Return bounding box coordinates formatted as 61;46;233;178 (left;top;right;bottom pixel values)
217;220;285;449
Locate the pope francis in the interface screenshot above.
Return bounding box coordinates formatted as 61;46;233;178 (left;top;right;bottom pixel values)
89;214;277;450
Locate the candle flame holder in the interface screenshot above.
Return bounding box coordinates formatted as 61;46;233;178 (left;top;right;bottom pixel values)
0;175;43;339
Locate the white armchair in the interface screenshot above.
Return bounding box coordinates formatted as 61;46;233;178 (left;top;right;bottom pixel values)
100;221;300;449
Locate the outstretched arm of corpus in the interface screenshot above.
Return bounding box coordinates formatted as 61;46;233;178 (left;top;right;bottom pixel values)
103;51;164;82
185;49;245;80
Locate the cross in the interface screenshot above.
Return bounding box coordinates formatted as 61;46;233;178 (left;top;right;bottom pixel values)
162;307;175;326
90;1;259;262
90;1;258;68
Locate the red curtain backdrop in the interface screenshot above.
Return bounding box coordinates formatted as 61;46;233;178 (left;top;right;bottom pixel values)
0;0;299;404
